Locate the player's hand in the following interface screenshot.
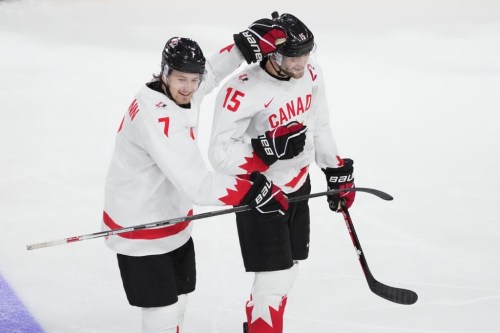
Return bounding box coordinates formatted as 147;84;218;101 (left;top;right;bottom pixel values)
251;121;307;166
240;172;288;221
234;18;287;64
322;158;356;212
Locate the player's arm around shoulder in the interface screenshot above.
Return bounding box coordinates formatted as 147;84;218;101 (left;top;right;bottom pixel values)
203;43;246;93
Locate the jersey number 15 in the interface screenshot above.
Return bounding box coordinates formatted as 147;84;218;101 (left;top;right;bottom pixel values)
222;88;245;112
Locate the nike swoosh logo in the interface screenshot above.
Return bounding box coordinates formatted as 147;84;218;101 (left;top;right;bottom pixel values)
264;97;274;108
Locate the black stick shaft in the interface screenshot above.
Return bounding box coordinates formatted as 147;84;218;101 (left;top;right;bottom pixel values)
26;187;392;250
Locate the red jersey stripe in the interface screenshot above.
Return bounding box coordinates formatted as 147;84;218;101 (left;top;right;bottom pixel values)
103;210;192;240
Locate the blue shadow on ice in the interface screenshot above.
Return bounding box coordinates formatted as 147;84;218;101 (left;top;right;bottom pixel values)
0;274;44;333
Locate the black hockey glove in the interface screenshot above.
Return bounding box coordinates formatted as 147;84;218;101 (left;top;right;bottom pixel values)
234;18;287;64
251;121;307;166
241;172;288;222
322;158;356;212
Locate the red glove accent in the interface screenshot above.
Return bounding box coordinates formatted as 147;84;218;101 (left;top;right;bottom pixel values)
251;121;307;166
339;182;356;210
322;158;356;212
234;18;288;64
258;26;287;54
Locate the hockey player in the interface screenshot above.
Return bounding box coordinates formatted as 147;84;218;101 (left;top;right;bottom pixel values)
208;12;356;333
103;19;291;333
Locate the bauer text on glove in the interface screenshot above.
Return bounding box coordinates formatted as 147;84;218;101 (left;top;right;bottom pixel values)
234;18;287;64
251;121;307;167
322;158;356;211
240;172;288;221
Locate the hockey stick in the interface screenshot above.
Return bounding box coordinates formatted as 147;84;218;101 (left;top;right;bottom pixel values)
340;201;418;305
26;187;392;251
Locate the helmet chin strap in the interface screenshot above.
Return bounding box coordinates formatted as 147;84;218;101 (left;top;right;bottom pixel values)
268;56;289;78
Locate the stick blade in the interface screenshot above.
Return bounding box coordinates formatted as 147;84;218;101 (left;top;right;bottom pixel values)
355;187;394;201
369;280;418;305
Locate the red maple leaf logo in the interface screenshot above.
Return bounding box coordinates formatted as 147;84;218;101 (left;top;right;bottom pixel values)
238;152;269;174
218;178;252;205
245;296;287;333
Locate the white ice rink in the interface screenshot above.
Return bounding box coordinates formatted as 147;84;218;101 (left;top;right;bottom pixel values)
1;0;500;332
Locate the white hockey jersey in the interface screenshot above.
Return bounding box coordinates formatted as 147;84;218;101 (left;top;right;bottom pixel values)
103;45;252;256
209;57;342;194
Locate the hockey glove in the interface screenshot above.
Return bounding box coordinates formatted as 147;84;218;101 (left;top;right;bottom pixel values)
241;172;288;221
251;121;307;166
322;158;356;212
234;18;287;64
